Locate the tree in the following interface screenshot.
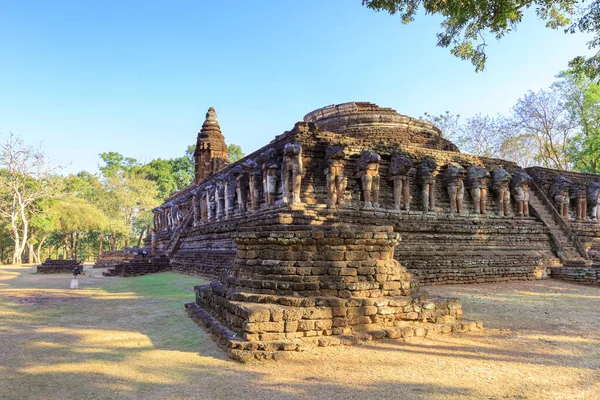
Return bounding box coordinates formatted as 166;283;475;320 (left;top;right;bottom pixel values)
554;70;600;173
422;112;508;158
100;171;159;249
457;114;507;158
46;198;108;260
512;88;575;170
362;1;599;76
499;133;540;167
421;111;461;142
99;152;140;177
142;157;193;199
0;134;62;264
228;144;244;163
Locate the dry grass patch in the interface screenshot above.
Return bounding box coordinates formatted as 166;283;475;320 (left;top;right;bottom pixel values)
0;266;599;399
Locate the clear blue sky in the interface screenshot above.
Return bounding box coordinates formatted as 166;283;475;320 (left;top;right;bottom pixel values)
0;0;592;174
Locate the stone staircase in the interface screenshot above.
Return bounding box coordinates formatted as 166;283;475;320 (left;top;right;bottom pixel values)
164;212;194;257
528;182;589;265
102;256;171;277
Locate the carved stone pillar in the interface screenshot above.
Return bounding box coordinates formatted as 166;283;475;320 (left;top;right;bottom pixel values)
417;158;438;212
586;182;600;221
325;146;346;208
232;167;246;214
259;149;277;208
572;184;587;221
170;206;177;229
241;160;258;212
222;181;229;218
389;153;413;211
206;187;214;221
236;174;245;213
177;205;184;226
492;168;512;217
265;164;279;206
561;193;570;220
250;172;260;211
467;166;490;215
550;176;573;221
357;151;381;209
444;163;466;214
192;194;200;225
216;183;224;219
510;171;532;218
281;143;303;205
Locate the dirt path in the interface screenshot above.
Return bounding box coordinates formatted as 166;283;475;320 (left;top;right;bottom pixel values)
1;265;599;399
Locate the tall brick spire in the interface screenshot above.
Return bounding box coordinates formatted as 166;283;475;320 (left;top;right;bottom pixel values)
194;107;229;184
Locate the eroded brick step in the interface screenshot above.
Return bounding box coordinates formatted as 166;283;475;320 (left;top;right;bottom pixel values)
185;302;482;363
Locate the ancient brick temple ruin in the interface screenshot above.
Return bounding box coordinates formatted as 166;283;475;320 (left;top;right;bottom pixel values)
148;102;600;361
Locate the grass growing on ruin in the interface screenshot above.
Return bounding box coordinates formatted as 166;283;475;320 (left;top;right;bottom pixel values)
1;265;599;400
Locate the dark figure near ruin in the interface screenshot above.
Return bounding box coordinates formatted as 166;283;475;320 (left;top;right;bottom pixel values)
281;142;303;205
325;146;347;208
356;150;381;209
416;157;438;212
570;183;587;221
389;153;413;211
550;176;573;220
491;167;512;217
511;170;532;218
586;181;600;221
467;165;490;215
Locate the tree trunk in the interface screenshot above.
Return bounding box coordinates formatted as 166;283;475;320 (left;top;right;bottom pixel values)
10;213;21;264
27;242;34;264
74;232;79;260
17;198;29;264
136;227;146;247
35;233;50;264
98;233;104;259
63;236;69;259
110;232;117;251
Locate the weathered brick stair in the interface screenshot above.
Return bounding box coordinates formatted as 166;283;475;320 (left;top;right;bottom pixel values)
164;212;194;257
103;257;171;277
528;182;589;264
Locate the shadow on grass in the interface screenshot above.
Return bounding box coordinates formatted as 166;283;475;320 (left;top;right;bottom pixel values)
1;267;599;399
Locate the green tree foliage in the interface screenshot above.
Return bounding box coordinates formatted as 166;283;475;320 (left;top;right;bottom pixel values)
362;1;599;76
99;152;140;177
142;155;194;199
228;143;244;163
46;199;109;259
555;71;600;173
96;155;160;249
